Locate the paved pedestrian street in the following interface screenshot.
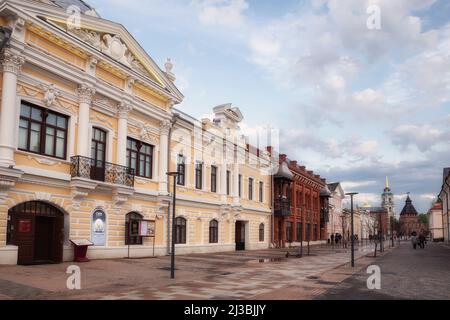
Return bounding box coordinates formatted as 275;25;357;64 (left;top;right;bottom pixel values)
0;242;448;300
317;242;450;300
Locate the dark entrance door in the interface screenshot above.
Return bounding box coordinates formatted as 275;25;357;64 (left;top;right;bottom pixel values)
34;217;54;263
8;201;64;265
235;221;245;251
91;127;107;182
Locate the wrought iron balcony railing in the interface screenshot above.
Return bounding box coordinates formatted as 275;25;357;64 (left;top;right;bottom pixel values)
70;156;135;188
274;198;292;217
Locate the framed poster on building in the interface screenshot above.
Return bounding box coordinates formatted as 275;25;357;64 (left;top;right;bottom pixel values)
91;209;106;246
139;220;156;237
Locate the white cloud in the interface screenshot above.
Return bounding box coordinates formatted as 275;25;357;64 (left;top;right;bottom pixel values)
194;0;249;29
341;180;377;190
390;124;449;152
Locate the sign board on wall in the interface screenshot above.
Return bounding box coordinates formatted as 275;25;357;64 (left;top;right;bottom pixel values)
19;220;32;233
91;210;106;246
139;220;156;237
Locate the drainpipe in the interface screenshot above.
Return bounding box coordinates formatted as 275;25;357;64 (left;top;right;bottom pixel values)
166;113;180;255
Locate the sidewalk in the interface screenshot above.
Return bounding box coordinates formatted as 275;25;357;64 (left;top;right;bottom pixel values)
0;242;393;300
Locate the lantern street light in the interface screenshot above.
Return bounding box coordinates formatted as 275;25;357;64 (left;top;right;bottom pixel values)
345;192;358;267
167;171;180;279
0;27;12;51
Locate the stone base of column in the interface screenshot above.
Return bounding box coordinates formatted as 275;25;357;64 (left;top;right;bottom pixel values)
0;145;16;167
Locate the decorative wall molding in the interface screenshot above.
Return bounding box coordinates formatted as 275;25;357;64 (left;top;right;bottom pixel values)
90;114;114;130
35;192;52;201
27;155;63;166
40;83;60;108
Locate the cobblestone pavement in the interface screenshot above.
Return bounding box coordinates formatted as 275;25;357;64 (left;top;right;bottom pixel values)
316;242;450;300
0;243;383;300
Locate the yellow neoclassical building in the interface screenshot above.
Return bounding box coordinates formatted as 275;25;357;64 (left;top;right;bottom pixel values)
0;0;272;265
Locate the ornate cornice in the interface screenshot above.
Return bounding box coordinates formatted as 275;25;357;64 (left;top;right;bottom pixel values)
1;49;25;75
77;84;96;104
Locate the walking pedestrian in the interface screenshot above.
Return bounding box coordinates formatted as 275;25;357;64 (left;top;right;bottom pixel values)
411;232;418;250
418;233;426;249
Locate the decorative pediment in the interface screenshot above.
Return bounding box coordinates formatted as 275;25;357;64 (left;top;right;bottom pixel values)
46;19;165;86
70;28;160;81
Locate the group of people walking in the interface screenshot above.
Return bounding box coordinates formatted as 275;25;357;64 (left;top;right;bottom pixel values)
411;231;427;249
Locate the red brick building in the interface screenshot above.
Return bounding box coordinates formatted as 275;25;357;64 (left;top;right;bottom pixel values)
399;194;427;236
273;155;328;247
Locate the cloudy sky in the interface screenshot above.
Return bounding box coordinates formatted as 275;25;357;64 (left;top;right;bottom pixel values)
88;0;450;213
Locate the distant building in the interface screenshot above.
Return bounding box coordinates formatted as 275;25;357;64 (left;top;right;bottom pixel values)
427;202;443;241
438;168;450;243
359;203;389;239
399;194;427;236
381;177;396;233
327;182;345;241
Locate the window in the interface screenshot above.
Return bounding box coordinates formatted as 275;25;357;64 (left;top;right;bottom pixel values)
211;166;217;193
19;102;68;159
259;223;265;242
259;181;264;202
297;223;303;242
175;217;187;244
125;212;143;245
238;174;242;197
195;162;203;189
177;154;185;185
248;178;254;200
286;222;293;242
126;137;153;178
313;224;318;241
306;223;311;241
209;220;219;243
226;170;231;195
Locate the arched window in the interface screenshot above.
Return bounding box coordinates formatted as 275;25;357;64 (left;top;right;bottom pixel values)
259;223;265;242
175;217;187;244
209;220;219;243
126;212;143;245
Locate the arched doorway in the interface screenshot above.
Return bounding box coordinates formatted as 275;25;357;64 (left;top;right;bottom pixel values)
7;201;65;265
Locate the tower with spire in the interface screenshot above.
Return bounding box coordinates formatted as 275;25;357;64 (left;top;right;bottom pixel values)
381;176;396;234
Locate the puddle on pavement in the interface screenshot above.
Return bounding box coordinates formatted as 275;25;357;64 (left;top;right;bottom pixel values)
247;258;286;264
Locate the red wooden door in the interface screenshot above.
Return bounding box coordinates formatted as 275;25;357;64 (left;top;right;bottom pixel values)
14;214;35;265
34;217;54;262
53;215;64;263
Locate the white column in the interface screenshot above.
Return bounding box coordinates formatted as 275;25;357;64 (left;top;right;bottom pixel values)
117;102;132;166
0;50;25;167
159;120;171;194
76;84;96;157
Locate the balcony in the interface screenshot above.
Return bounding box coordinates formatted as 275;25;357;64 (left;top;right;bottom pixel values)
70;156;135;188
274;198;291;217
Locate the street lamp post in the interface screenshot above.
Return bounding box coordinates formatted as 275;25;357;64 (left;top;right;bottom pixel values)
346;192;358;267
167;171;179;279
